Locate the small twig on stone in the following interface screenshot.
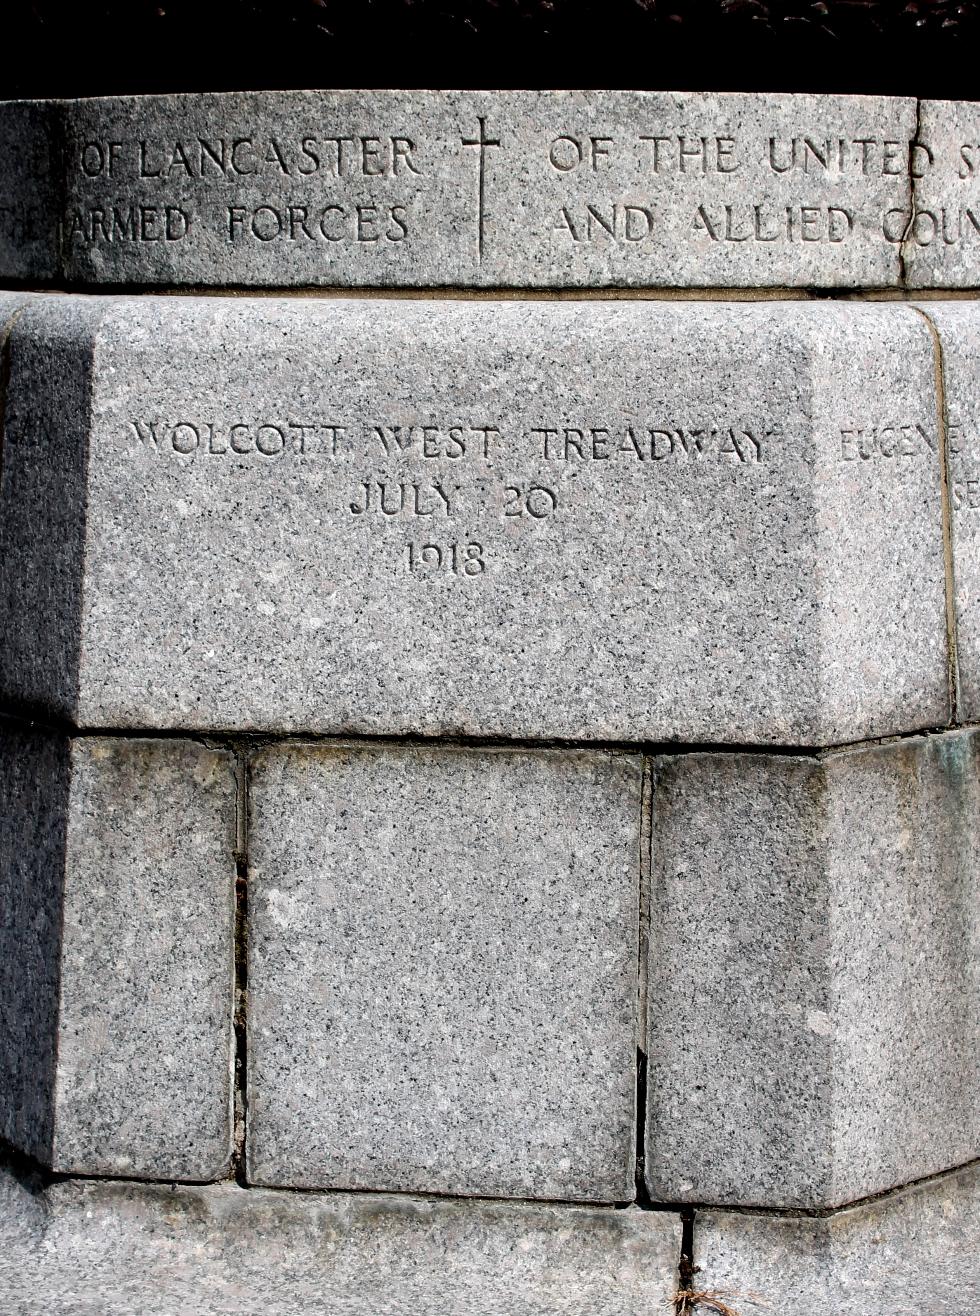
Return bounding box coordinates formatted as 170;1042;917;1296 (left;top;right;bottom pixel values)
673;1288;768;1315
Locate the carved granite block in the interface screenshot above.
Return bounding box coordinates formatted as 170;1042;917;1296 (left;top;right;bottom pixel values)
246;742;641;1200
0;91;919;289
645;731;980;1208
0;294;949;744
0;722;237;1179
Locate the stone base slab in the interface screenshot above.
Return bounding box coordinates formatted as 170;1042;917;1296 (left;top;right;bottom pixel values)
692;1163;980;1316
0;1164;680;1315
1;1160;976;1314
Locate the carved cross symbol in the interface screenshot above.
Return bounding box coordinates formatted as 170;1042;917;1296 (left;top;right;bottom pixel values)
461;117;501;264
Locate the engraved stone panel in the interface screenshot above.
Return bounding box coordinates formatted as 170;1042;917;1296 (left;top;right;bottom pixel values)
0;294;949;744
0;91;921;289
645;732;980;1209
246;742;641;1200
906;101;980;289
914;302;980;718
0;723;237;1180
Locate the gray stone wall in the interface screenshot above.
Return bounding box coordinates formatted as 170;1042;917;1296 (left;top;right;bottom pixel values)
0;90;977;1315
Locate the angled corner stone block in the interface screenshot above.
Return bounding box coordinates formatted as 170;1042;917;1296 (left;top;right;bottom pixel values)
0;1164;682;1316
915;302;980;719
645;731;980;1209
0;90;917;289
246;742;641;1201
0;294;949;744
692;1163;980;1316
0;722;237;1179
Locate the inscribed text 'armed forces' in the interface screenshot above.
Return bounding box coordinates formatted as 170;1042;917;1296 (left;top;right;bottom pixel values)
3;91;980;287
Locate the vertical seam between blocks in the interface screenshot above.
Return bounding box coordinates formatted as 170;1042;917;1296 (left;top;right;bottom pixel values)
231;745;250;1185
47;739;76;1170
898;98;923;291
637;757;651;1054
912;304;960;725
634;756;652;1203
674;1207;697;1312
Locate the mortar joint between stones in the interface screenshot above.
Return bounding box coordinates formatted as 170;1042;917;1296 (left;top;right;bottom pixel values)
912;304;961;725
898;98;924;291
675;1208;698;1308
231;744;250;1186
633;758;653;1205
1;702;977;764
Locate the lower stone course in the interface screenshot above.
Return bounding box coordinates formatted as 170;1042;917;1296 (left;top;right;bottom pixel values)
693;1162;980;1316
0;1162;680;1315
1;1159;976;1314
